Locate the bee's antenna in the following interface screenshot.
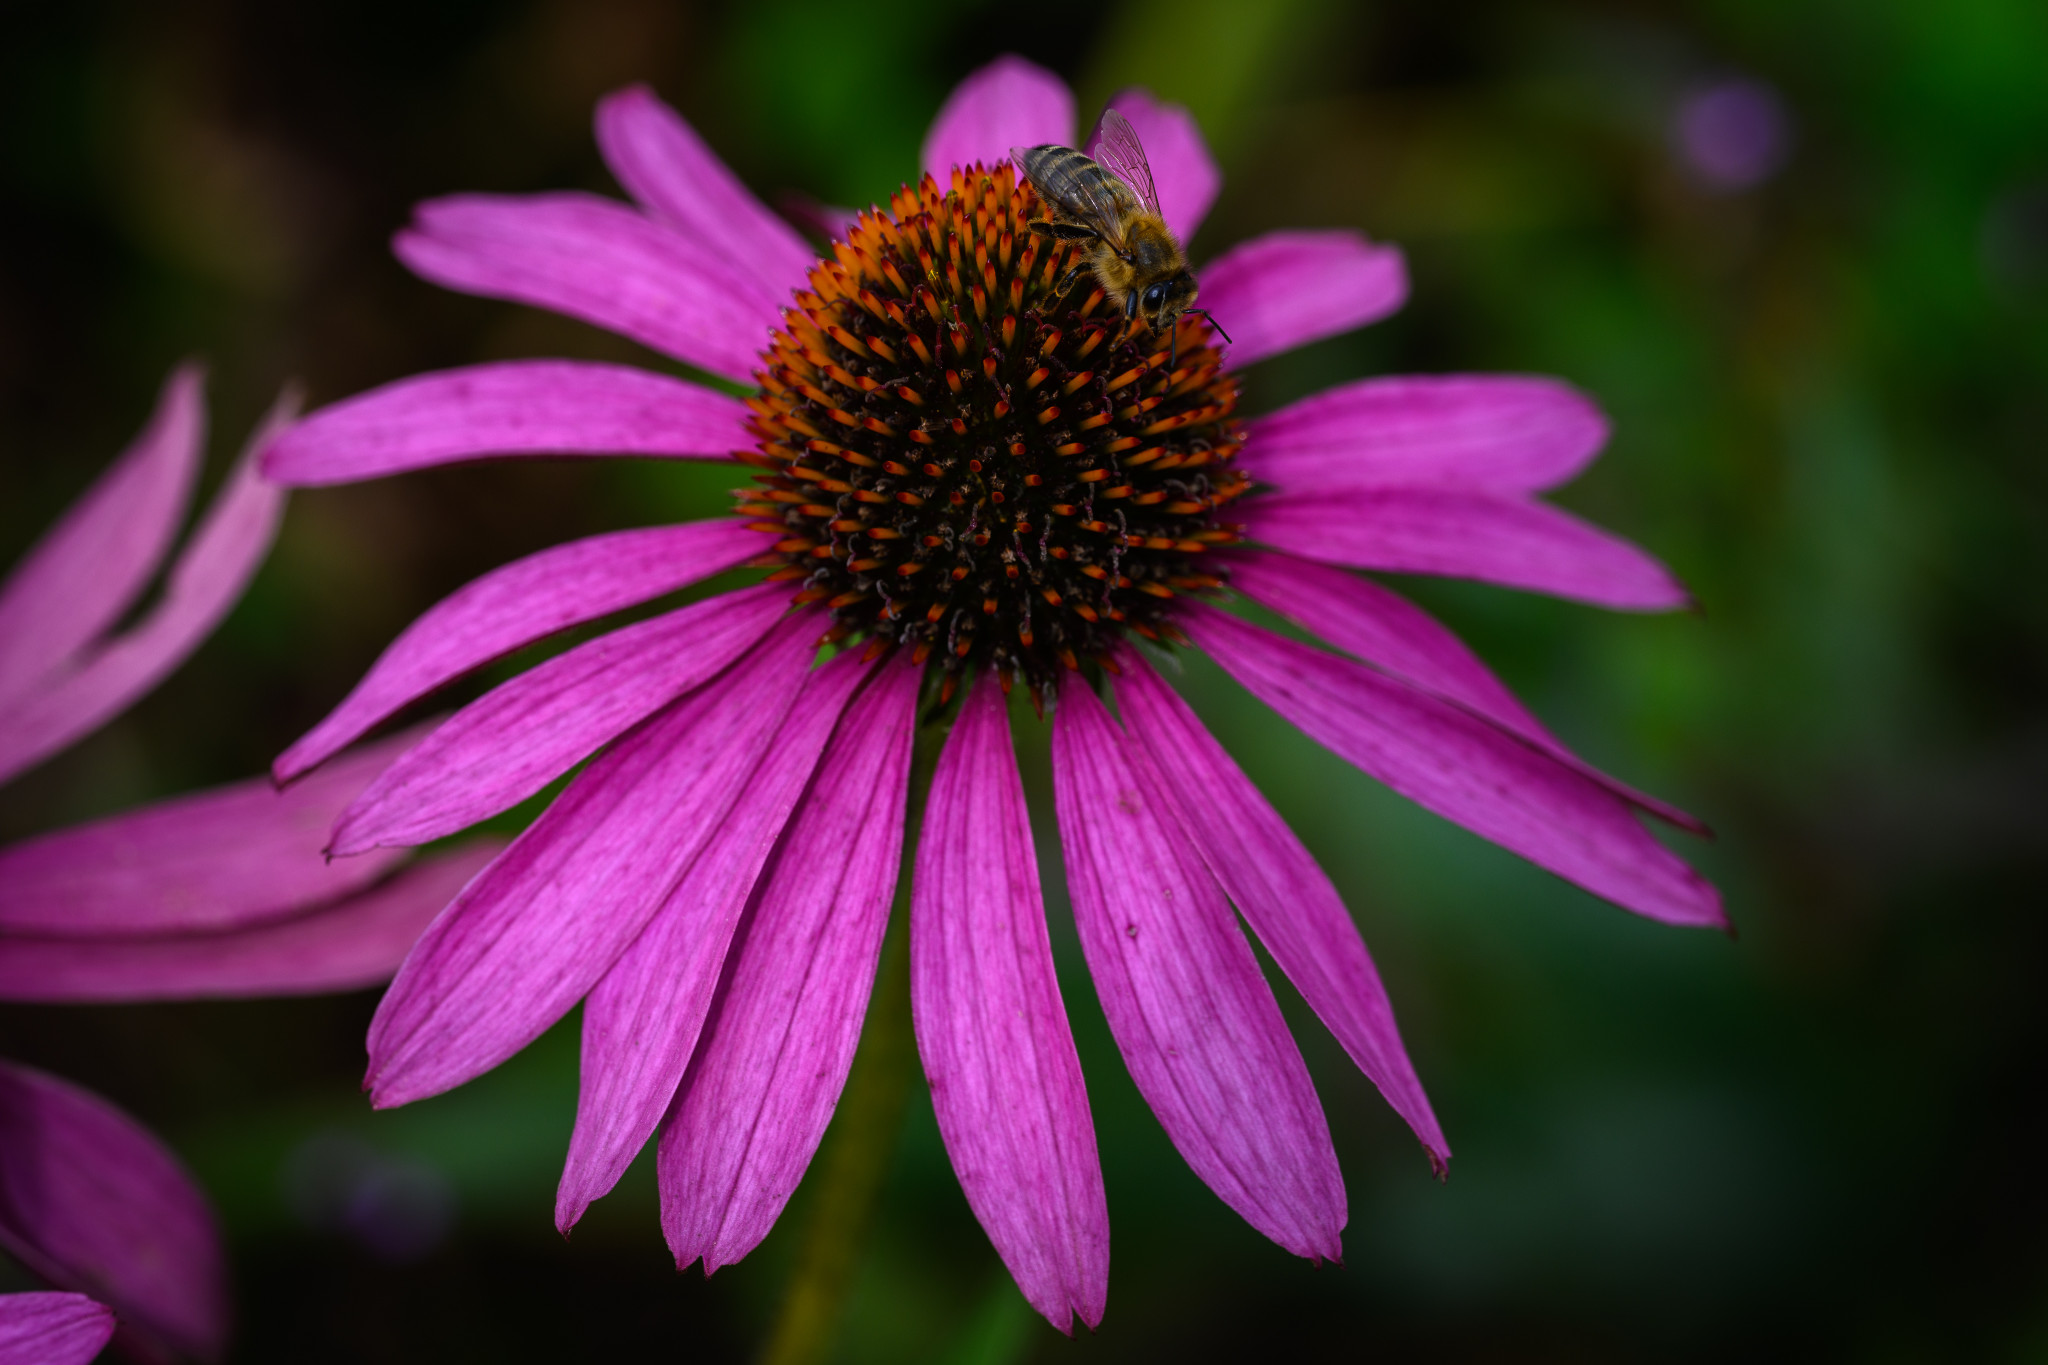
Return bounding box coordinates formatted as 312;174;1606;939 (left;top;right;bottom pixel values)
1189;308;1233;345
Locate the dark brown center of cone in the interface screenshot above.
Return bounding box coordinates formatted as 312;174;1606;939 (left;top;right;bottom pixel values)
737;162;1245;694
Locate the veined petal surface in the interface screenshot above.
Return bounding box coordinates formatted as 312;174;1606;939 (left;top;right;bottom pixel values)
0;1293;116;1365
595;85;815;296
1243;375;1611;493
924;55;1074;179
363;614;816;1107
0;841;501;1003
329;584;786;855
1054;682;1346;1260
394;192;782;384
1244;486;1690;610
0;731;414;936
261;361;752;487
1084;91;1220;242
912;673;1106;1332
0;365;203;710
275;519;761;784
1199;230;1408;368
1111;648;1447;1169
1185;603;1724;928
659;650;920;1273
557;652;867;1232
0;1062;226;1363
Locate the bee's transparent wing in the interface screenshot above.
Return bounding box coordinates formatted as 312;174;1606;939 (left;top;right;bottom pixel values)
1092;109;1163;217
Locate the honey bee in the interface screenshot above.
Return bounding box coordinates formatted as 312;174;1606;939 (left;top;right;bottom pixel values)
1013;110;1230;367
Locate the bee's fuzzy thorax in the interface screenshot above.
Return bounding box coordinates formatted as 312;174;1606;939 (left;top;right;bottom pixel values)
739;162;1244;698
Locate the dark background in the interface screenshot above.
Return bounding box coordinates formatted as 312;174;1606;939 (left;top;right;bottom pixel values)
3;0;2046;1359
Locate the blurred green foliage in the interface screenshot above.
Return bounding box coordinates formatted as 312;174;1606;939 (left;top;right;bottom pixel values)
2;0;2045;1360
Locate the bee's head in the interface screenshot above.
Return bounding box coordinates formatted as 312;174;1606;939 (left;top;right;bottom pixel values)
1141;272;1200;329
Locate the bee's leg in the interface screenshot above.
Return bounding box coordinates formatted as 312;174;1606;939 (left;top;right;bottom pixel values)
1124;292;1140;321
1049;261;1094;302
1169;319;1179;372
1029;220;1099;242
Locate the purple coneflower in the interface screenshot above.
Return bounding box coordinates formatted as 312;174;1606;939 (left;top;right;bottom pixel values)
0;369;502;1359
262;56;1721;1330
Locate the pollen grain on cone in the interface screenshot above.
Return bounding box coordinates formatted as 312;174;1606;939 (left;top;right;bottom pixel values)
741;163;1245;693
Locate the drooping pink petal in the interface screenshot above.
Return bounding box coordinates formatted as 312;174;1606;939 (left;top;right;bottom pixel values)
260;361;752;487
1227;550;1707;832
1243;487;1691;610
1083;90;1220;242
393;192;782;384
0;731;416;937
556;652;867;1232
924;55;1074;179
657;650;920;1272
363;613;817;1108
0;394;291;786
1053;681;1346;1260
911;672;1106;1332
329;585;786;856
1242;375;1611;494
1183;602;1725;928
0;841;501;1004
0;1292;116;1365
0;1062;226;1363
594;85;816;298
274;519;761;784
1109;647;1447;1171
0;365;203;710
1198;230;1408;369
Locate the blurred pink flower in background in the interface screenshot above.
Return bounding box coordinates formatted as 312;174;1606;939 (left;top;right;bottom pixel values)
1674;77;1793;191
262;55;1719;1331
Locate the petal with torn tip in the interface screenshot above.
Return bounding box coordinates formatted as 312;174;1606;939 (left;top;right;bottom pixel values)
1054;682;1346;1260
275;519;761;785
363;614;815;1108
0;841;502;1004
659;649;920;1272
1243;486;1691;611
0;393;291;786
924;55;1074;179
0;1293;116;1365
0;729;415;936
1242;374;1611;494
1184;603;1725;929
912;672;1107;1332
260;361;753;487
0;365;203;709
595;85;816;296
394;192;782;385
329;584;786;855
1198;230;1408;368
1110;647;1447;1171
0;1063;226;1362
557;652;866;1232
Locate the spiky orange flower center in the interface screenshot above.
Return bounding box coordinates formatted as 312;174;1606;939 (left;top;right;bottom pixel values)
738;163;1244;692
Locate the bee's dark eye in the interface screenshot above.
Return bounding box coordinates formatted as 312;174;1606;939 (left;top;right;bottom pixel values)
1143;282;1170;308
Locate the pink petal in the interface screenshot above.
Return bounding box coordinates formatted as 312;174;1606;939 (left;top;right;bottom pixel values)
0;842;502;1003
594;85;816;298
1243;487;1691;610
261;361;752;487
1184;602;1725;928
1226;550;1706;833
1083;90;1220;242
1053;682;1346;1260
1110;648;1448;1172
0;1062;226;1362
911;672;1106;1332
0;732;416;937
557;652;867;1232
363;614;817;1108
394;192;782;385
922;55;1074;179
1198;230;1408;368
1243;375;1611;493
275;518;761;785
329;585;786;856
0;394;291;786
0;1292;116;1365
0;365;203;710
658;650;921;1271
